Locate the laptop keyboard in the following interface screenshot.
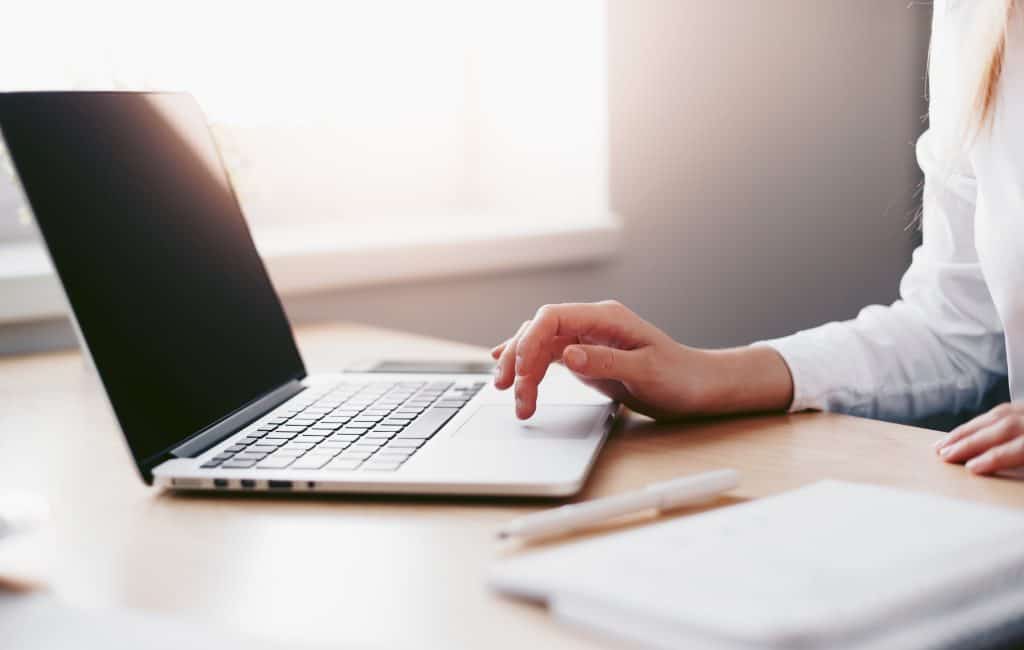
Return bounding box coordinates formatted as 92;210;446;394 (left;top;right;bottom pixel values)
200;379;485;473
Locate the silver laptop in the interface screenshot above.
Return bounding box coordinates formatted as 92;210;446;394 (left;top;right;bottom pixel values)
0;91;615;496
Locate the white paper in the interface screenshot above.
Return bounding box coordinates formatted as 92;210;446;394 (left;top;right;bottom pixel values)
490;481;1024;649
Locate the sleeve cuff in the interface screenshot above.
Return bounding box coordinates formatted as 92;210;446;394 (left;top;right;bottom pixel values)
751;335;830;413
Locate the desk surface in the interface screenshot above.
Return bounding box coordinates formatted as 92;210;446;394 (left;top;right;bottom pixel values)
3;322;1024;649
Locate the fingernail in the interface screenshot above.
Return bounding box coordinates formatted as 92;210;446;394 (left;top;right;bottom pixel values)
515;354;525;376
966;457;985;473
939;446;953;458
565;346;587;369
494;364;502;378
934;437;949;450
515;397;525;415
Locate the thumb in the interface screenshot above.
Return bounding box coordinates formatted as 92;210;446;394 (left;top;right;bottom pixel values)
562;344;644;381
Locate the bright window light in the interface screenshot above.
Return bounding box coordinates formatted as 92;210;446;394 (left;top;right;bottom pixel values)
0;0;610;244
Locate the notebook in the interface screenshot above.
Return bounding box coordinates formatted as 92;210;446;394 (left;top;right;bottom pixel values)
489;481;1024;649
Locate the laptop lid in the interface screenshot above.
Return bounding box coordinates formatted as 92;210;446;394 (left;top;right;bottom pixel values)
0;92;306;481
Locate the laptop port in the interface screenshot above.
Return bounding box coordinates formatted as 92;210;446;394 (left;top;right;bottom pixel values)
213;479;229;488
240;479;256;489
268;480;293;490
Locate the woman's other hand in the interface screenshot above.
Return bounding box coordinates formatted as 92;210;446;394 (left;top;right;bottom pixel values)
490;300;794;420
935;403;1024;474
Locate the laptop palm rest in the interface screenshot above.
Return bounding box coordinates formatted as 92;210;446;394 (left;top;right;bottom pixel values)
455;405;606;440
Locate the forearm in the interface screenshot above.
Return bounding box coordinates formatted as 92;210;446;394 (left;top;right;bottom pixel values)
696;345;795;415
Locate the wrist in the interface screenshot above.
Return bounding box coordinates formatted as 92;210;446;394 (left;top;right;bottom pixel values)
696;345;795;415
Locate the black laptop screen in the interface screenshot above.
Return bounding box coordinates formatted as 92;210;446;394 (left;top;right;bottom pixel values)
0;92;305;470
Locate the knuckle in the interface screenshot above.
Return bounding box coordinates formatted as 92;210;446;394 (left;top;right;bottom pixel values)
531;306;557;331
995;417;1017;434
600;348;616;371
600;299;627;315
993;403;1013;417
991;417;1015;431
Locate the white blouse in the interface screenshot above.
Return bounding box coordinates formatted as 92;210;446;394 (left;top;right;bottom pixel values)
760;1;1024;422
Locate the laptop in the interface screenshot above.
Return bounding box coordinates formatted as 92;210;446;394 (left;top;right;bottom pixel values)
0;91;616;496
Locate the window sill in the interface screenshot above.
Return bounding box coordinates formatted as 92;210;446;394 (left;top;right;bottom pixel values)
0;215;621;324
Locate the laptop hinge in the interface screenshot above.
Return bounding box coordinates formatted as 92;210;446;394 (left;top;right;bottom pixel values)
167;379;306;459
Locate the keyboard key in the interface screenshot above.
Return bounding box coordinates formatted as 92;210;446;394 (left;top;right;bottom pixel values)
200;460;222;469
296;434;327;444
291;455;333;470
221;459;258;469
257;456;295;469
363;432;395;440
338;451;374;461
277;425;308;433
345;450;381;460
375;450;413;460
339;426;371;435
329;434;362;442
282;441;315;451
386;439;425;449
319;441;352;450
235;451;270;461
349;441;383;450
396;407;458;439
307;447;340;457
325;459;363;471
264;432;297;440
273;448;306;457
225;444;248;453
362;461;402;471
249;444;281;454
436;400;468;408
253;438;286;447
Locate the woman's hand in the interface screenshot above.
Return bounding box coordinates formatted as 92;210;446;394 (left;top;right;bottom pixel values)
935;403;1024;475
490;300;795;420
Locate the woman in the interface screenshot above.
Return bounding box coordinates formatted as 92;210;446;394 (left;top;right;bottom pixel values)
491;0;1024;476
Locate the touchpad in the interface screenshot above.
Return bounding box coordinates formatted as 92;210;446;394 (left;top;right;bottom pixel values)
456;405;607;439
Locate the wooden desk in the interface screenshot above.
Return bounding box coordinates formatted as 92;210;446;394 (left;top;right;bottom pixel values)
3;323;1023;649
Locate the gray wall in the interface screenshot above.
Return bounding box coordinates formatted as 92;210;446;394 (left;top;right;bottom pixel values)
1;1;930;356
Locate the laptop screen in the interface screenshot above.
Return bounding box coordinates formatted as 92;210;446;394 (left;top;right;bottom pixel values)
0;92;305;472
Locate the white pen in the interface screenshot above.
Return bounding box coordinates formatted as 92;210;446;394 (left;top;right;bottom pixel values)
497;468;740;542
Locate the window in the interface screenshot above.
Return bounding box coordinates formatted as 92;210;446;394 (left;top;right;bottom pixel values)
0;1;616;266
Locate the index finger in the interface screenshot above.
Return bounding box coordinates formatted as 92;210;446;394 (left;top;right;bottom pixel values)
936;403;1017;452
515;301;643;378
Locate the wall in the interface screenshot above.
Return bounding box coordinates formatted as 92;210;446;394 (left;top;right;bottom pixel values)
0;1;930;356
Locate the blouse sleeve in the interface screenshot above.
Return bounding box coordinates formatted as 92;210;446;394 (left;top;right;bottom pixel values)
755;127;1006;422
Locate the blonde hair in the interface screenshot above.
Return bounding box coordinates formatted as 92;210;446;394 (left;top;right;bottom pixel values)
973;0;1014;129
